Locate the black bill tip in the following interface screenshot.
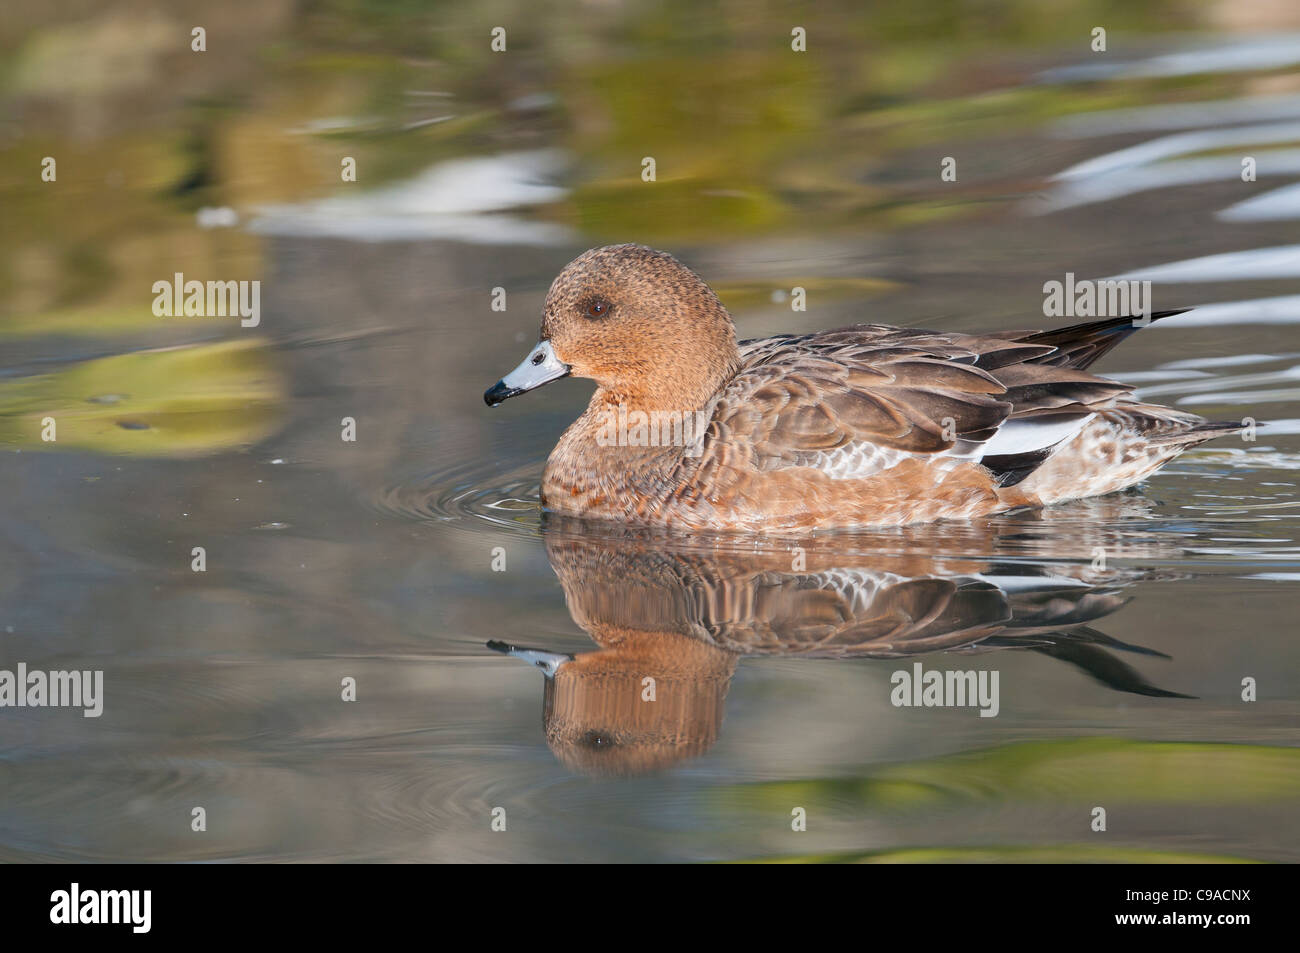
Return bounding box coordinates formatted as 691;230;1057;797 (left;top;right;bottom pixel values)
484;380;521;407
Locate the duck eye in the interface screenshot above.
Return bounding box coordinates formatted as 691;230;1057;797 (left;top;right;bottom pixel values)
585;299;609;319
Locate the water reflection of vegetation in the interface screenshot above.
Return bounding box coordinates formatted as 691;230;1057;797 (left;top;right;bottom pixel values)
0;339;284;456
0;0;1260;316
725;738;1298;862
0;0;1289;460
720;738;1300;811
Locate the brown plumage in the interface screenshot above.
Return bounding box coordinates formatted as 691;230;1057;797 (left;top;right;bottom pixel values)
485;244;1243;531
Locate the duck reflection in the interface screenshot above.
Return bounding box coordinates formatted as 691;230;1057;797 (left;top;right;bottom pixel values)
492;506;1188;776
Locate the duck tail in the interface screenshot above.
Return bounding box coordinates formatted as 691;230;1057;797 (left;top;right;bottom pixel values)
1019;309;1190;371
1146;419;1248;447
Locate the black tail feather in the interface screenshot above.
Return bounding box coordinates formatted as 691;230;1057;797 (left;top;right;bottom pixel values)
1021;309;1190;371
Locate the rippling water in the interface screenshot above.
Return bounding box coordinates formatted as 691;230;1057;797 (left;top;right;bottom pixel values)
4;11;1300;862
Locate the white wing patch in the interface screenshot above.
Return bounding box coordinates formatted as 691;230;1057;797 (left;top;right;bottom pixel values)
977;413;1096;459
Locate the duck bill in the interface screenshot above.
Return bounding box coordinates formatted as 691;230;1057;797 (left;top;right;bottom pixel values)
484;340;571;407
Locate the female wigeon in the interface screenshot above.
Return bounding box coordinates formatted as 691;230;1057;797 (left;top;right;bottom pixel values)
485;244;1242;531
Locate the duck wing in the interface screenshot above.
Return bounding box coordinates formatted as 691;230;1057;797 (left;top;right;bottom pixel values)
699;321;1138;488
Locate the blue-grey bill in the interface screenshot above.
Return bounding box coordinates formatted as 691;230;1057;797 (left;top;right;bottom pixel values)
484;339;571;406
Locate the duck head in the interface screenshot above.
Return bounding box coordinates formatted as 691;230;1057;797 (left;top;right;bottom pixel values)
485;244;740;411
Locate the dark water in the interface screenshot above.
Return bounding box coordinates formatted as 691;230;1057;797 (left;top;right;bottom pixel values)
3;6;1300;861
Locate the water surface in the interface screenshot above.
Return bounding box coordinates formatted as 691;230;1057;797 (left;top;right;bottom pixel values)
2;3;1299;862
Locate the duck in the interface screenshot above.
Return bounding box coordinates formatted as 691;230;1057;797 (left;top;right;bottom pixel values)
484;243;1242;531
